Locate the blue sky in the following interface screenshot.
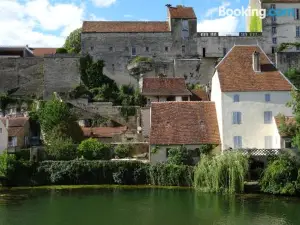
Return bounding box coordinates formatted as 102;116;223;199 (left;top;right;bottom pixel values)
0;0;250;47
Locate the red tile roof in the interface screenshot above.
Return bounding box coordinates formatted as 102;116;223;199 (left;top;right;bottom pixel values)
81;126;127;138
216;45;293;92
142;78;192;96
32;48;56;56
150;102;220;145
0;117;29;137
82;21;170;33
168;6;197;19
191;89;209;101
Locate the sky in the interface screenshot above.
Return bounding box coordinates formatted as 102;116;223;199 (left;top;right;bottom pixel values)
0;0;250;48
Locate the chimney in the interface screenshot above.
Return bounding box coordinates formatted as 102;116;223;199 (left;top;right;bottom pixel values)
253;51;261;72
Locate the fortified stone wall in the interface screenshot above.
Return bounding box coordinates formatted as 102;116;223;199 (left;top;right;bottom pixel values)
0;57;44;97
43;55;81;99
276;52;300;74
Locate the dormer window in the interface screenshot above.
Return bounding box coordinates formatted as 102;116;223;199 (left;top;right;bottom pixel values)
253;51;261;72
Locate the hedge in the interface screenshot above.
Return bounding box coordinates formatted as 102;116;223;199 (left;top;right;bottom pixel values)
5;160;194;187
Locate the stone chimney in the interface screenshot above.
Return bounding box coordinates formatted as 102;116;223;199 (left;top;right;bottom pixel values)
5;117;9;129
253;51;261;72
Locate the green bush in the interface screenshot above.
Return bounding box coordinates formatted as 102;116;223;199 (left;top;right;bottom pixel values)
4;160;194;187
167;146;194;166
46;132;77;160
56;48;68;54
78;138;112;160
260;154;300;195
0;151;17;179
194;151;249;193
15;149;30;161
114;144;133;158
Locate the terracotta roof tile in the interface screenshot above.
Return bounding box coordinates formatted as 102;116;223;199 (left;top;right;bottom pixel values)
0;117;29;127
191;89;209;101
82;21;170;33
81;126;127;138
150;102;220;145
142;78;191;96
32;48;56;56
168;6;197;19
216;45;293;92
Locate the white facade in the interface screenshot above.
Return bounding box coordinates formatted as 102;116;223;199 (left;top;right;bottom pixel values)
211;71;293;151
0;120;8;153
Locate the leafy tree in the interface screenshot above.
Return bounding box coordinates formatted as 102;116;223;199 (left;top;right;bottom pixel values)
0;151;16;179
63;28;81;54
78;138;112;160
56;48;68;54
286;90;300;149
285;68;300;89
45;130;77;160
167;146;194;166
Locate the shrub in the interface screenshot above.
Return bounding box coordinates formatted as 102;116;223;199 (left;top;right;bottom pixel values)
78;138;112;160
0;151;17;179
15;149;30;161
260;154;300;195
194;151;249;193
56;48;68;54
114;144;133;158
167;146;194;166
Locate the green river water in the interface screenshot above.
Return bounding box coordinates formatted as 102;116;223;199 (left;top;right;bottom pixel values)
0;187;300;225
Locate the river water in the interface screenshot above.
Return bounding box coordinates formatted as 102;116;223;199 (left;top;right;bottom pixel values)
0;188;299;225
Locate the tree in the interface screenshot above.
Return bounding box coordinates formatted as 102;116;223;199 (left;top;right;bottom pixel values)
63;28;81;54
286;90;300;149
167;146;194;165
78;138;112;160
37;96;83;143
285;68;300;89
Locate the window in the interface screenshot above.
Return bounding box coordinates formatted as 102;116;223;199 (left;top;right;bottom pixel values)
271;4;276;9
272;46;276;54
272;37;277;44
272;26;277;34
265;136;273;149
182;96;189;101
297;46;300;51
295;9;300;20
167;96;176;101
284;139;292;148
265;93;271;102
90;46;94;51
109;47;113;52
182;45;186;54
131;47;136;56
203;48;206;57
233;94;240;102
0;128;2;133
296;26;300;37
233;136;242;149
223;48;227;56
271;16;276;23
233;112;242;124
145;47;149;52
264;111;273;124
182;20;189;31
165;46;169;52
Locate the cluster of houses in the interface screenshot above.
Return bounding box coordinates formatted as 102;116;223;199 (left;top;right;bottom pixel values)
0;44;296;163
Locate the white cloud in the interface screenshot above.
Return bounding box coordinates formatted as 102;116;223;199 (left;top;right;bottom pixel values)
91;0;116;7
205;1;231;18
197;16;239;35
0;0;86;47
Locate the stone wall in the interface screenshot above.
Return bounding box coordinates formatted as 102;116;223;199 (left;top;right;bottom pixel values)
0;57;44;97
43;55;81;99
276;52;300;74
0;55;81;99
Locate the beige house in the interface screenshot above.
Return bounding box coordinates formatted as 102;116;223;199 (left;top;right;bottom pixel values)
0;117;31;151
149;101;220;164
140;77;192;106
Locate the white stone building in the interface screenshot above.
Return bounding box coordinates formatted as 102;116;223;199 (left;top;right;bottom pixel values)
211;45;295;151
0;119;8;153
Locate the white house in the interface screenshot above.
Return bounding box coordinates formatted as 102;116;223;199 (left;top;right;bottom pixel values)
0;119;8;153
149;101;220;163
140;77;192;106
211;45;295;151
